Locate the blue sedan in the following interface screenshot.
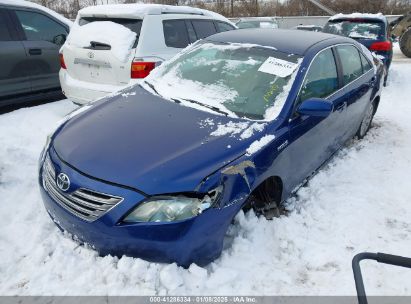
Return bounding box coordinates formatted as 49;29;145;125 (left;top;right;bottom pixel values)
39;29;384;267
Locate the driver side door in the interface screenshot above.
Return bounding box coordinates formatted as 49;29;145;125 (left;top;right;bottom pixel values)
11;9;68;91
286;47;348;190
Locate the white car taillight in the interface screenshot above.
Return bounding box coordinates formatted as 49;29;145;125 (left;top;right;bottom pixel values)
131;60;156;79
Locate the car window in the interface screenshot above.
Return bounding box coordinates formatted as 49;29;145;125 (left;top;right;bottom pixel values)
336;45;363;85
360;52;373;73
0;10;12;41
215;21;235;32
299;48;339;103
186;21;197;43
323;20;385;40
15;10;67;45
79;17;142;38
163;20;190;48
191;20;217;39
237;21;259;29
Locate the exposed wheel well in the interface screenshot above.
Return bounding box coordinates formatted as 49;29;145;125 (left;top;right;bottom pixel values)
242;176;284;215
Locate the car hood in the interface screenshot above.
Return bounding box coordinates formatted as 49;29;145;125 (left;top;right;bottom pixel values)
53;86;266;195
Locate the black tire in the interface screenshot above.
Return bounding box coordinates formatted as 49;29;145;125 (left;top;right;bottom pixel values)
399;28;411;58
356;101;376;139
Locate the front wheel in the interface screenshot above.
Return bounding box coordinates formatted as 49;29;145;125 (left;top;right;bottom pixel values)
356;101;376;139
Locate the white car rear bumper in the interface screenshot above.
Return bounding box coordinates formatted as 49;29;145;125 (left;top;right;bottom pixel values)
60;70;141;105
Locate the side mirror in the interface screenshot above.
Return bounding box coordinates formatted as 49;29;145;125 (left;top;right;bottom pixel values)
297;98;333;117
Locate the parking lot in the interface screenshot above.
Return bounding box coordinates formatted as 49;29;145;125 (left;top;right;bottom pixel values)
0;44;410;295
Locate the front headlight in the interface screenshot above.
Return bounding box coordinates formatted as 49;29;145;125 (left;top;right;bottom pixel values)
123;187;222;223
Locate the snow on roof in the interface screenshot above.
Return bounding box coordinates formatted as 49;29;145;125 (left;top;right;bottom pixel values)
0;0;72;27
329;13;386;22
78;4;232;25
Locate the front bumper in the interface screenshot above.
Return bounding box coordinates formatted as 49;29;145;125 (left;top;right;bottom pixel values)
39;147;238;266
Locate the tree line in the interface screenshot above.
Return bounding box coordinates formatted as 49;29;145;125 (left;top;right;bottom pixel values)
33;0;411;19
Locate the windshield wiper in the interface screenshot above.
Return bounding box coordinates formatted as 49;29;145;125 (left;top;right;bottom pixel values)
142;80;161;97
172;97;229;116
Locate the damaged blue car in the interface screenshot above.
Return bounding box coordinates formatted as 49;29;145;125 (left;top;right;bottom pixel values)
39;29;384;266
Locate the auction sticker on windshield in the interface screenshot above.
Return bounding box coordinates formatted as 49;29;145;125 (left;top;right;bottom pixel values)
258;57;299;77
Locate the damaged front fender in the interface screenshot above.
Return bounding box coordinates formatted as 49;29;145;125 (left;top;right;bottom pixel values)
196;157;259;210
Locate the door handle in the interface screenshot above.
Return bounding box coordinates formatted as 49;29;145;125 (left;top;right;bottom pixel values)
336;101;347;112
29;48;42;55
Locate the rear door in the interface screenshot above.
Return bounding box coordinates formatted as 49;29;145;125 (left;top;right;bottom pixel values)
0;8;30;100
63;17;141;86
335;44;375;138
12;9;68;91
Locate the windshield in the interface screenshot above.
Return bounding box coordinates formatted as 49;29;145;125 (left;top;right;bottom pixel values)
144;42;301;120
323;20;385;40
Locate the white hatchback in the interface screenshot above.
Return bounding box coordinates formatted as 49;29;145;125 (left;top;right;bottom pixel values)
59;4;236;104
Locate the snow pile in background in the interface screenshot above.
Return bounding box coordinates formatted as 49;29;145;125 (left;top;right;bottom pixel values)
1;49;411;296
65;21;136;63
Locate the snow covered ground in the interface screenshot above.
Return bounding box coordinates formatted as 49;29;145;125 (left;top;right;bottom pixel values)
0;47;410;296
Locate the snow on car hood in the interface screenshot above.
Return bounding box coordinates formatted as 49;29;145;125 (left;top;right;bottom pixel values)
64;21;136;63
52;87;269;195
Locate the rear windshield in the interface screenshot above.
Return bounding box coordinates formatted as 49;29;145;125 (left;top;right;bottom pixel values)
323;19;385;40
79;17;142;44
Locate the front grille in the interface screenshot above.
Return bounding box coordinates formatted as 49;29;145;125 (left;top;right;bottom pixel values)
42;154;123;222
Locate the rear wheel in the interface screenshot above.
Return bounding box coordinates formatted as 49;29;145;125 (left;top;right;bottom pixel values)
356;101;376;139
399;28;411;58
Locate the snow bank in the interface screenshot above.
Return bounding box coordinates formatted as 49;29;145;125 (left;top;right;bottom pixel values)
65;21;136;63
1;49;411;296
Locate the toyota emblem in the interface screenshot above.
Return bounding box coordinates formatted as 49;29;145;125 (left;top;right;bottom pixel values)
57;173;70;192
